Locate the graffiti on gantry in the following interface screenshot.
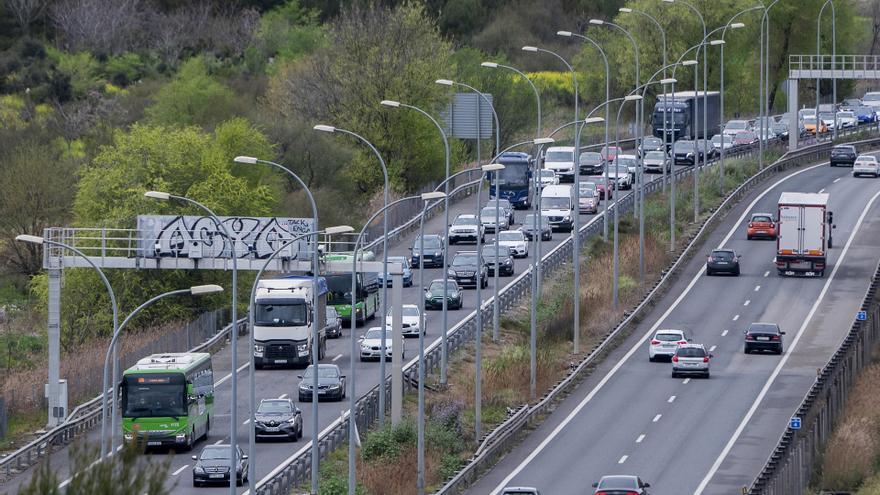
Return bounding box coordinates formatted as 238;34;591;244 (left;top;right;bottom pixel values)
137;215;316;260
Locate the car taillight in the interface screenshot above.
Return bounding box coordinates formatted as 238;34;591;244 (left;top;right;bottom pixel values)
678;340;687;345
746;334;755;340
771;335;781;341
651;340;661;345
672;355;679;362
703;356;710;363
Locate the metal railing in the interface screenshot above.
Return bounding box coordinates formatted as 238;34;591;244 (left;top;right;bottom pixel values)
790;54;880;75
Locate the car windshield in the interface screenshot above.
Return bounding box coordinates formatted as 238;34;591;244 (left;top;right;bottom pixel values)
677;347;706;358
540;170;555;178
429;281;457;292
364;328;390;340
616;157;637;167
752;215;772;223
803;116;817;124
258;401;293;414
857;106;874;114
414;236;441;249
864;93;880;102
611;165;629;175
546;150;573;162
579;182;596;191
452;254;478;266
819;112;835;120
645;151;666;160
255;302;307;327
655;332;682;341
601;146;621;156
579;189;595;198
641;137;662;148
454;216;478;225
387;306;420;317
200;447;231;460
726;121;748;130
838;112;854;118
481;245;505;258
712;251;735;260
856;157;877;164
122;374;186;418
749;323;779;334
303;366;339;379
598;477;639;489
499;232;523;241
326;307;338;318
674;141;694;151
832;146;855;153
486;200;510;209
523;215;544;228
580;152;602;163
543;197;570;209
481;207;502;218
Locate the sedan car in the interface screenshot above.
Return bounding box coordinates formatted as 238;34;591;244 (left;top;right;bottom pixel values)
359;326;400;361
378;255;413;288
711;133;735;152
538;169;558;188
496;229;529;258
325;306;342;338
254;398;302;441
837;110;858;128
672;140;702;165
482;243;515;276
706;249;740;276
744;322;785;354
424;279;463;310
410;234;445;268
671;343;712;378
637;136;665;157
578;151;604;175
520;213;552;241
648;328;690;362
853;105;877;124
448;251;488;289
448;214;484;244
853;155;880;177
747;212;777;240
734;131;758;146
642;150;670;174
297;364;345;402
830;144;858;167
819;112;837;131
485;198;515;225
592;475;651;494
192;445;248;487
723;119;751;136
480;206;510;232
803;116;828;135
600;145;623;163
386;303;425;337
578;186;599;214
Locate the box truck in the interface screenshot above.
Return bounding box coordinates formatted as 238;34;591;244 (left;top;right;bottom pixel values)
253;276;328;368
775;192;833;277
652;90;721;140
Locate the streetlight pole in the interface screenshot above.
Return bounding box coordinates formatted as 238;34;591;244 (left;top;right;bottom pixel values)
763;1;782;150
816;0;836;140
416;191;448;495
612;96;642;310
143;191;238;495
313;125;391;428
233;155;320;494
380;100;452;387
435;79;504;342
669;49;701;250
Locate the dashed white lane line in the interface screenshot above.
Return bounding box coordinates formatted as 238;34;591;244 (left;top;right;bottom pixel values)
834;177;841;183
733;314;740;321
618;455;628;464
682;378;691;384
215;361;250;386
652;414;662;423
744;300;751;306
278;394;288;399
243;419;250;425
668;395;676;403
332;354;343;362
172;464;190;476
636;434;646;444
721;330;729;337
764;271;770;277
214;439;224;445
709;345;717;352
754;285;761;292
819;188;826;194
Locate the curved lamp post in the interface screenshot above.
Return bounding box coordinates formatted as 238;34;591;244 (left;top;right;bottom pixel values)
816;0;836;140
612;95;643;310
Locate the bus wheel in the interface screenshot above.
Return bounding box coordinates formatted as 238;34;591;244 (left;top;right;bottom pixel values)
185;429;194;451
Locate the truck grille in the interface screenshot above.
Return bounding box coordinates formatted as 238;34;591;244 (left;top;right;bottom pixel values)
266;344;295;359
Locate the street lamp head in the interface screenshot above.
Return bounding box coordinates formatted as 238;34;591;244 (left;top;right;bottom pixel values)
619;7;633;13
144;191;171;201
730;22;745;29
583;117;605;124
190;284;224;296
709;40;725;46
325;225;355;235
661;0;675;3
556;30;573;37
660;78;677;84
682;59;698;66
533;137;555;145
588;19;604;25
435;79;454;86
421;191;446;201
481;62;499;69
522;46;538;52
15;234;44;245
380;100;401;108
481;163;505;172
313;124;336;133
624;95;643;101
233;156;258;164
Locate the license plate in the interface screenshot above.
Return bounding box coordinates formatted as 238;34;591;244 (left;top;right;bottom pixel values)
265;427;279;432
318;389;327;394
805;271;816;276
209;474;225;479
715;261;728;264
147;441;162;446
662;344;675;348
757;336;770;341
757;230;766;233
785;271;795;275
274;359;287;364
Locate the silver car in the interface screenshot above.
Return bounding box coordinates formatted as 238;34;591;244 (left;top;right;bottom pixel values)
671;343;712;378
480;206;510;232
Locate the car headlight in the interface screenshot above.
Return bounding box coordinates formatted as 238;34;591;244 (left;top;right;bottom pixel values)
686;153;693;157
447;269;456;277
563;215;571;221
361;343;370;350
434;251;441;257
327;384;340;389
254;344;265;354
297;344;307;351
194;466;205;474
286;416;299;423
299;382;310;390
504;259;513;265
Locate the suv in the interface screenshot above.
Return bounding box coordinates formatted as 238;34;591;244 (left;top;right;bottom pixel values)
424;279;463;310
648;329;690;362
496;229;529;257
448;251;488;289
254;399;302;442
672;140;702;165
830;145;857;167
637;136;665;157
410;234;445;268
744;322;785;354
578;151;604;175
671;344;712;378
482;243;515;276
448;214;484;244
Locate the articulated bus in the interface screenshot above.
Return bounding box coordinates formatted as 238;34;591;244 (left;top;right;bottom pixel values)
323;253;380;326
121;352;213;450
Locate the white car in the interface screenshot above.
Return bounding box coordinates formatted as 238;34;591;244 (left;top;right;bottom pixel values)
648;328;690;361
711;134;735;151
723;119;751;137
836;111;858;129
543;146;576;182
819;112;836;131
615;154;639;179
642;150;670;173
853;155;880;178
386;304;425;337
538;169;558;188
863;91;880;109
359;326;399;361
496;230;528;258
448;213;485;244
605;164;632;190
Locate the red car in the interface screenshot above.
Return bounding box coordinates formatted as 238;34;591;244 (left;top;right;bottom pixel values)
746;212;777;240
734;131;758;146
593;178;613;200
600;145;622;164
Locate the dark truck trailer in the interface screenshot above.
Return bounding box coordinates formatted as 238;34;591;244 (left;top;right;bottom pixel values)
652;91;721;141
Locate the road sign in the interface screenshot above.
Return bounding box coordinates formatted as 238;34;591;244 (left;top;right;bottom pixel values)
857;310;867;321
790;417;802;430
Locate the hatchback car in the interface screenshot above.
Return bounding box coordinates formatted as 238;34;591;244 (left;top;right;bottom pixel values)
297;364;345;402
578;186;599;214
711;133;735;152
830;145;858;167
706;249;741;276
496;230;529;257
671;344;712;378
579;151;604;175
410;234;445;268
593;177;613;200
744;322;785;354
723;119;751;136
325;306;342;338
837;110;858;128
520;214;553;241
747;213;777;240
378;255;413;288
615;154;639;180
592;475;651;494
853;155;880;178
254;398;302;442
648;329;690;362
672;140;701;165
448;214;485;244
386;303;425;337
424;279;463;310
192;445;248;487
538;169;559;188
482;243;515;276
359;326;399;361
480;206;510;232
637;136;665;157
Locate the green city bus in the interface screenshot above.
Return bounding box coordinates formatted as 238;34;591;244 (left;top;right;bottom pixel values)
323;253;380;326
121;352;213;450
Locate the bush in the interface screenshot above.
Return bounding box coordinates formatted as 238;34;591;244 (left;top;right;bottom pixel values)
361;420;415;461
103;53;147;86
428;398;464;436
527;71;576;105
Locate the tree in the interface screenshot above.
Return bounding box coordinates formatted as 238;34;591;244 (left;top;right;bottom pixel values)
145;57;236;129
50;0;144;56
4;0;47;34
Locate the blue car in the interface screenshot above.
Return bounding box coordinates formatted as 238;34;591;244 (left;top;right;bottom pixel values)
853;106;877;124
378;255;413;287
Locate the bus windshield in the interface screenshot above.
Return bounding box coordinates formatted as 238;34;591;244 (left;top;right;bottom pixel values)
494;162;529;187
255;302;307;326
122;374;186;418
325;274;356;305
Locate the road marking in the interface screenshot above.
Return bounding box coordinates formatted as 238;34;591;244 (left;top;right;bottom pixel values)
214;439;224;445
721;330;729;337
618;455;628;464
694;186;880;495
833;177;841;183
743;300;750;306
278;393;288;399
754;285;761;291
819;188;826;193
243;419;250;425
668;396;676;403
332;354;343;362
636;434;646;443
172;464;190;476
682;378;691;384
733;314;740;321
652;414;662;423
764;271;770;277
215;361;250;386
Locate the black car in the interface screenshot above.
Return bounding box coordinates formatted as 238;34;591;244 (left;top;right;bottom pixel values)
830;144;858;167
254;398;303;441
192;445;248;487
424;279;463;310
578;151;604;175
448;251;488;289
482;244;515;276
744;322;785;354
520;213;552;241
706;249;740;276
672;140;703;165
297;364;345;402
410;234;445;268
325;306;342;338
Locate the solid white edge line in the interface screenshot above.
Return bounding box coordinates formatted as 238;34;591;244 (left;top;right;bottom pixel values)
487;161;829;495
172;464;190;476
693;186;880;495
332;354;343;362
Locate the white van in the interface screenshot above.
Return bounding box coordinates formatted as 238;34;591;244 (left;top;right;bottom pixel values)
543;146;575;183
541;184;574;232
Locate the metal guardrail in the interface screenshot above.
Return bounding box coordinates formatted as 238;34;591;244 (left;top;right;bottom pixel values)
790;54;880;73
0;316;247;483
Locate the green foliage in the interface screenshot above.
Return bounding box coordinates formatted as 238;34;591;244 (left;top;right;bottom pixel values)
527;71;576;106
52;51;102;99
485;344;529;376
361;420;416;461
145;57;236;128
0;37;72;103
103;53;148;86
254;0;325;70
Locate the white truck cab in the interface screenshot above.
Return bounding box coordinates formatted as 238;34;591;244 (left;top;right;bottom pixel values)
253;276;328;368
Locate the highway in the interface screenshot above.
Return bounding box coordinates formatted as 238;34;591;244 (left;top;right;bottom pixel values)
2;156;690;494
463;154;880;494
